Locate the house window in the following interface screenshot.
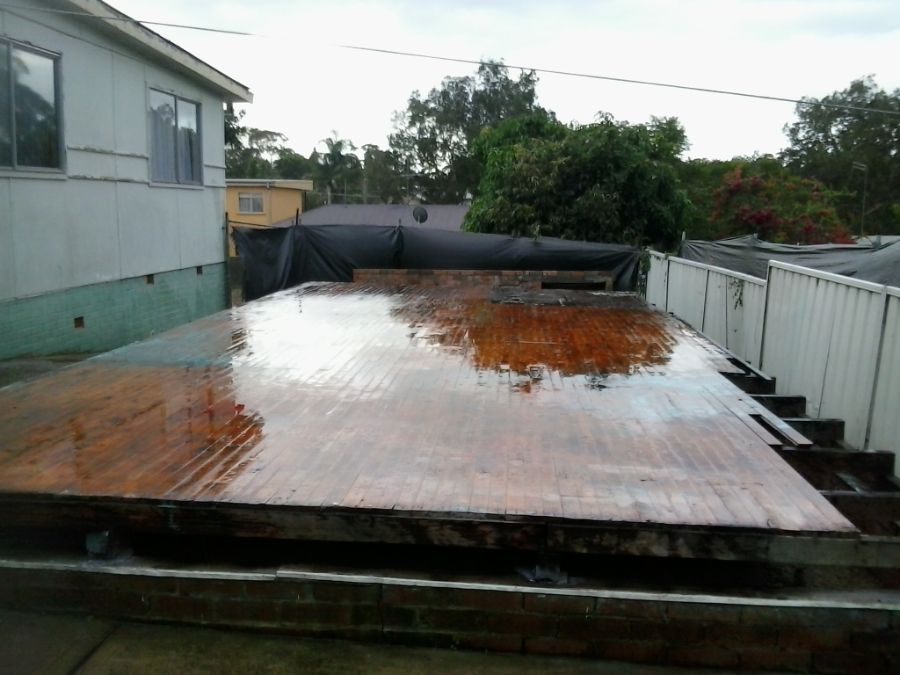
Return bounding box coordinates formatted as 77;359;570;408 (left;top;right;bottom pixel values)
238;192;264;213
0;38;62;169
149;89;201;184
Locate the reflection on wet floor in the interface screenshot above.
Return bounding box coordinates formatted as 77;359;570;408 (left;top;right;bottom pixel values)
393;294;675;379
0;283;854;535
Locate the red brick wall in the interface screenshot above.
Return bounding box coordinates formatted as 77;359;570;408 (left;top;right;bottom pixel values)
1;566;897;673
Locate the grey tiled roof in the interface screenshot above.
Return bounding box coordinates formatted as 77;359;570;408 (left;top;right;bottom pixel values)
286;204;469;231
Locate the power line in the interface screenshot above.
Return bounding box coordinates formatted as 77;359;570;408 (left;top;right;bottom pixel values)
341;45;900;118
3;2;897;117
0;3;258;36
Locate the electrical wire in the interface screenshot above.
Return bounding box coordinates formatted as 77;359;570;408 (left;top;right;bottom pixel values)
0;2;259;36
2;2;898;117
340;45;900;118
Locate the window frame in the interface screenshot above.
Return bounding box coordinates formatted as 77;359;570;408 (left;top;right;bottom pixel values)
237;191;265;214
0;36;65;173
148;87;203;186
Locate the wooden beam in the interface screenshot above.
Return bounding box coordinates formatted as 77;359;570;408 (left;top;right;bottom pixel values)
2;493;898;568
822;491;900;536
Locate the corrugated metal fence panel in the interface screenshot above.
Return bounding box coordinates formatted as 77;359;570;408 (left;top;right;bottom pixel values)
763;265;837;417
648;255;897;464
645;252;668;309
868;288;900;457
661;257;766;366
702;270;728;347
817;279;886;449
724;275;766;367
761;262;885;448
666;259;708;330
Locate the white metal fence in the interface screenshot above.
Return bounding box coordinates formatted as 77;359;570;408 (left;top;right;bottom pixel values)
868;288;900;456
645;251;668;309
646;253;899;453
646;255;766;367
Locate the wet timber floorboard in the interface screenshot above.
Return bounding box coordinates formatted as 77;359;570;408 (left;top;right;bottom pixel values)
0;283;855;553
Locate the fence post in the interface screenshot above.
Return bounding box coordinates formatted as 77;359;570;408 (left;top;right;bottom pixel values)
864;288;890;449
664;257;671;312
223;211;231;309
724;276;731;353
758;261;774;371
700;268;710;333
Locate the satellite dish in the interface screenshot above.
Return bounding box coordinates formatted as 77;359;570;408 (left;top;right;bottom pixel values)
412;206;429;224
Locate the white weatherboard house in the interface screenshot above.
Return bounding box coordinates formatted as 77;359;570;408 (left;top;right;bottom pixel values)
0;0;252;359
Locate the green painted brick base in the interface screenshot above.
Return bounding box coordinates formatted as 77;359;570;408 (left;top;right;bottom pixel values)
0;265;227;360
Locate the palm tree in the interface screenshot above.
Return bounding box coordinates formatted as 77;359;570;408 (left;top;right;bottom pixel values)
311;132;361;204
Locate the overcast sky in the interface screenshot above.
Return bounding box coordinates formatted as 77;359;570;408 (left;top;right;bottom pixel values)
113;0;900;160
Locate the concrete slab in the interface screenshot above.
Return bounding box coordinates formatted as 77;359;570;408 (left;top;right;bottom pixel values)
75;621;732;675
0;610;114;675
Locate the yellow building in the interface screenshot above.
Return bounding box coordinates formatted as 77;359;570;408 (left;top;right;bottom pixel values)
225;179;314;255
226;179;314;227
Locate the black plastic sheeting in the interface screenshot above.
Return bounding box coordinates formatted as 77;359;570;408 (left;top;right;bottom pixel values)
681;234;900;287
233;225;641;300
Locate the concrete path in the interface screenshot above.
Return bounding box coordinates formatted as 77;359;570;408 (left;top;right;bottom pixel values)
0;610;746;675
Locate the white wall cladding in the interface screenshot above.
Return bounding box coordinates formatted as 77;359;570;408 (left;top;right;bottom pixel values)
868;289;900;463
645;255;898;463
0;179;13;297
0;0;228;302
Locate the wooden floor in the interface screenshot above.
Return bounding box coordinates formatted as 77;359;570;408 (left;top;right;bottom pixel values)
0;283;855;552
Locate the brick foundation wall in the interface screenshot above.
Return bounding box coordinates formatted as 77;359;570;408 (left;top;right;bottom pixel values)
1;564;897;673
0;265;227;359
352;269;614;290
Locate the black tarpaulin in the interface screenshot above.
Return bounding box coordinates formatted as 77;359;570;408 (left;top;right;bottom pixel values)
231;227;296;302
233;225;641;300
294;225;401;283
680;234;900;287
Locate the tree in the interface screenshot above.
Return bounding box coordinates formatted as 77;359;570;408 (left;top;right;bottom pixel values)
678;156;853;243
706;159;851;244
224;105;286;178
361;145;404;203
390;61;550;202
224;103;244;149
782;77;900;235
274;149;313;179
464;114;690;248
311;133;362;204
469;111;566;195
678;157;742;240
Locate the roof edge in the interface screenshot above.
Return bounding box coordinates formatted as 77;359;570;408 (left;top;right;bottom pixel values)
60;0;252;102
226;179;314;190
